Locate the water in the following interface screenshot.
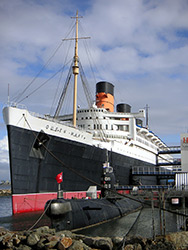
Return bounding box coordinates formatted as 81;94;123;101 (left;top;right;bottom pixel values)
0;196;50;231
0;196;12;218
0;194;185;237
77;207;180;238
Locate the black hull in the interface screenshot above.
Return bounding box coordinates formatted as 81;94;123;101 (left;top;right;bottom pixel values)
45;197;142;231
7;125;157;196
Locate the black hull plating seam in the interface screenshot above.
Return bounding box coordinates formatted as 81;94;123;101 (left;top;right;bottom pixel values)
7;125;157;195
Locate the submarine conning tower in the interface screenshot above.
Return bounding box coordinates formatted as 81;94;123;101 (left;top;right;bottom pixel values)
96;81;114;112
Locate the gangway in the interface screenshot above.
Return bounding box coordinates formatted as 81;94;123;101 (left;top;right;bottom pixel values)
157;145;181;167
157;158;181;166
117;185;172;190
158;146;181;155
132;166;176;176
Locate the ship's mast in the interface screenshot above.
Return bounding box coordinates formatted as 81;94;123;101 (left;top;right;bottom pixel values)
72;11;79;127
70;11;90;126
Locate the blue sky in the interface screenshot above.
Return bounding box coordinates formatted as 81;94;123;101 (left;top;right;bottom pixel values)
0;0;188;180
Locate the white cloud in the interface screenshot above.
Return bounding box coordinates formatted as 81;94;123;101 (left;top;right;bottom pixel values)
0;136;9;180
0;0;188;143
0;136;9;164
1;0;188;181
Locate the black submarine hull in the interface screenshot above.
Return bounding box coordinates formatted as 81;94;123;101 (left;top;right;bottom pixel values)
45;197;142;231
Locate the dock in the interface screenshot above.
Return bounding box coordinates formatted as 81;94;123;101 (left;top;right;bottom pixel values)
0;189;11;196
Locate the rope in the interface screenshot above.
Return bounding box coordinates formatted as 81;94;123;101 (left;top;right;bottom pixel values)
27;199;53;231
50;38;73;116
14;42;64;103
72;206;142;233
23;114;107;190
79;22;99;83
18;59;73;103
122;207;143;249
13;19;76;104
22;114;188;219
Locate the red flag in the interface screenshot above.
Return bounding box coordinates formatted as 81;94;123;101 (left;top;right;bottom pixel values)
56;172;63;184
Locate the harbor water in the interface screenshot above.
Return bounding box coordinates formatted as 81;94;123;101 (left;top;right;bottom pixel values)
0;193;186;238
0;195;51;232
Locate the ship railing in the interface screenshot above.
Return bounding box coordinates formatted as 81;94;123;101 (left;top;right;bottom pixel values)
168;146;181;150
171;166;182;172
118;185;173;191
5;101;27;110
136;136;157;150
132;166;179;175
5;102;92;132
28;111;64;123
31;112;93;134
158;146;181;154
5;102;55;121
157;158;181;166
92;132;129;140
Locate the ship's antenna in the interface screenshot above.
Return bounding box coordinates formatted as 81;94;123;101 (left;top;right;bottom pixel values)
8;83;10;105
145;104;150;129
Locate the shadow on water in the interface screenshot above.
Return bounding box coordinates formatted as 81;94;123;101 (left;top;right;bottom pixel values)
0;212;51;232
0;196;185;237
77;208;181;238
76;210;142;237
0;196;12;218
0;196;50;231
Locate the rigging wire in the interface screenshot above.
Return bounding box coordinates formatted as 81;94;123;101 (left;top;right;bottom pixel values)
13;19;76;104
27;199;53;231
64;78;74;114
13;41;64;103
18;59;73;104
78;24;109;142
53;59;74;117
22;113;188;220
73;21;112;143
122;207;143;242
23;113;107;190
79;22;99;83
52;19;92;116
79;60;93;107
50;38;74;116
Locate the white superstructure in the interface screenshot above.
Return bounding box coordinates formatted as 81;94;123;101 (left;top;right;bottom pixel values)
3;102;172;166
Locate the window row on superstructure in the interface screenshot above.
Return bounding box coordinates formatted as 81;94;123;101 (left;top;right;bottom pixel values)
136;136;157;150
78;122;130;131
78;109;104;113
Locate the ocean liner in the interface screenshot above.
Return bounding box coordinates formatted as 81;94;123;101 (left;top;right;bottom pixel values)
3;12;172;214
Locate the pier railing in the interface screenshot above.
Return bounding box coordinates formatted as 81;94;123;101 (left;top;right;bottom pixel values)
157;158;181;166
132;166;180;176
158;146;181;154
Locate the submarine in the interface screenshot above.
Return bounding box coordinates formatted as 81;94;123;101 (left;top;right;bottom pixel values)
45;161;143;232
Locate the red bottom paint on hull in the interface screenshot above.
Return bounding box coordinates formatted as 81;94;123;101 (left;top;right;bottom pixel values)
12;191;89;214
12;190;130;214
